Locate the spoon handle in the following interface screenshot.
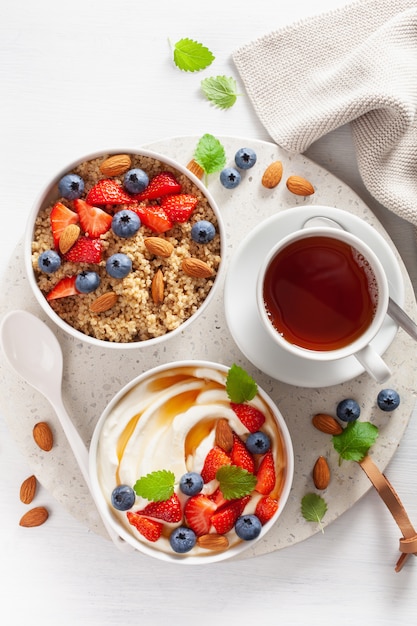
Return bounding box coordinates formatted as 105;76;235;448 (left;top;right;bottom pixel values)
387;297;417;342
50;395;133;553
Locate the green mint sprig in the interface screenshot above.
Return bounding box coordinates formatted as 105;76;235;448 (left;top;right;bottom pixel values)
216;465;257;500
193;133;226;185
332;421;379;465
201;76;240;109
133;470;175;502
226;363;258;404
301;493;328;532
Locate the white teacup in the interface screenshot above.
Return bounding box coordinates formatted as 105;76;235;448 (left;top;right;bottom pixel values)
256;225;392;383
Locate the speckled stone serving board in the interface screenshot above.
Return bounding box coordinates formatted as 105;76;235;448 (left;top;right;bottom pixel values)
1;136;416;561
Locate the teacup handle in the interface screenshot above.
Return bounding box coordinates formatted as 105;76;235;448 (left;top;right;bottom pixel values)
354;345;392;383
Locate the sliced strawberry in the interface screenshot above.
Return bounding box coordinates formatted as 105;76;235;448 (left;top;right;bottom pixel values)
63;237;103;263
184;494;217;536
132;203;173;234
160;194;198;223
133;171;181;201
46;276;79;301
85;179;135;206
211;496;250;534
208;488;227;509
255;496;279;525
200;446;232;484
50;202;79;249
231;433;255;474
73;199;113;237
230;403;266;433
137;493;182;523
126;511;163;542
255;451;276;495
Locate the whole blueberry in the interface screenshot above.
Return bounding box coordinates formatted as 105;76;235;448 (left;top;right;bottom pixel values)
179;472;204;496
106;253;132;279
245;431;271;455
220;167;241;189
336;398;361;422
112;209;141;238
190;220;216;244
38;249;61;274
235;514;262;541
235;147;257;170
377;389;400;412
169;526;196;553
111;485;135;511
58;173;85;200
123;168;149;194
75;270;101;293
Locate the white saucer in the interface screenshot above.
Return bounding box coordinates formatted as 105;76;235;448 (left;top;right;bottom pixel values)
224;206;404;387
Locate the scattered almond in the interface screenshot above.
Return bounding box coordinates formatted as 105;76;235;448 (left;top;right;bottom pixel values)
20;475;37;504
312;413;343;435
286;175;315;196
186;159;204;180
19;506;49;527
90;291;118;313
151;269;164;305
33;422;53;452
182;257;214;278
59;223;81;254
313;456;331;490
197;534;229;551
215;418;234;452
261;160;283;188
99;154;132;177
144;237;174;258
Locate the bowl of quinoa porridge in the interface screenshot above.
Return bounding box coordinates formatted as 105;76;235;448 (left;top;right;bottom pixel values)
25;149;224;348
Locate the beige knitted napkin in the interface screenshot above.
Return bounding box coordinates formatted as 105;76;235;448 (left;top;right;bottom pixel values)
233;0;417;226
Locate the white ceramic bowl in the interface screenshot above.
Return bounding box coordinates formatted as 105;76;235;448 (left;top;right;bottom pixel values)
89;360;294;563
25;149;225;349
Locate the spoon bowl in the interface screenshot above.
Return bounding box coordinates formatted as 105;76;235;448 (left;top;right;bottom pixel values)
0;309;132;552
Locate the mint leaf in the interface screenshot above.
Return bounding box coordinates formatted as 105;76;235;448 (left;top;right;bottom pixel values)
133;470;175;502
301;493;328;532
216;465;257;500
332;421;379;464
201;75;239;109
226;363;258;404
193;133;226;179
173;38;215;72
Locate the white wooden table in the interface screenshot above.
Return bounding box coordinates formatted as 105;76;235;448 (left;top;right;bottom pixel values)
1;1;417;624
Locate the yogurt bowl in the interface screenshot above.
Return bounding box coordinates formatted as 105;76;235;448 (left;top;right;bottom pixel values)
89;360;294;563
25;149;224;348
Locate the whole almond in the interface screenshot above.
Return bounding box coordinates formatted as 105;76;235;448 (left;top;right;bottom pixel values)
20;475;37;504
262;160;283;188
59;223;81;254
197;534;229;551
215;418;234;452
182;257;214;278
186;159;204;180
33;422;53;451
313;456;331;490
312;413;343;435
151;269;164;305
90;291;118;313
19;506;49;527
99;154;132;177
286;175;315;196
144;237;174;258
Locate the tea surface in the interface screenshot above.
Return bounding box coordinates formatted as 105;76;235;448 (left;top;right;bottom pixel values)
263;236;377;351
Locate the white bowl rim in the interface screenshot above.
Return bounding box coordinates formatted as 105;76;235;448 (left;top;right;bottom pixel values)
88;359;295;564
25;148;226;349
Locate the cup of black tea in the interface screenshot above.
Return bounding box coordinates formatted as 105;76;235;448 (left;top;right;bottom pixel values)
256;226;391;383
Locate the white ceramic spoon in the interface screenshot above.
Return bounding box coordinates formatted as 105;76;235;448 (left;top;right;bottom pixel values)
0;309;132;553
303;216;417;342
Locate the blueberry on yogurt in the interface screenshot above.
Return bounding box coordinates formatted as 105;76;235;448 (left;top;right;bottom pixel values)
235;514;262;541
179;472;204;496
245;431;271;455
169;526;196;553
111;485;136;511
